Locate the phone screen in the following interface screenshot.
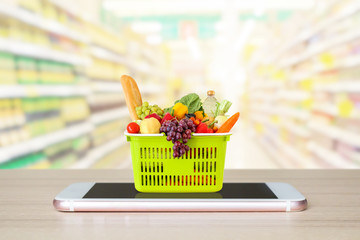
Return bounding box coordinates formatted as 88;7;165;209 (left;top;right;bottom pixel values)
83;183;278;199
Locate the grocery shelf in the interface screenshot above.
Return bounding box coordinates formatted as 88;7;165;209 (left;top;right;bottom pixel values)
0;122;93;164
293;54;360;82
275;135;314;168
0;38;90;65
282;120;310;138
308;121;360;148
249;81;284;91
90;46;127;64
0;85;91;98
90;81;164;95
251;90;310;101
311;103;360;119
91;81;123;93
313;80;360;93
251;105;310;121
307;141;357;168
280;27;360;68
91;107;129;125
272;1;360;63
0;3;89;43
311;103;338;116
71;136;127;169
256;137;297;168
250;115;313;168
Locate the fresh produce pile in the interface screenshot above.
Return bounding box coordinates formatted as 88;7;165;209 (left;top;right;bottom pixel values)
121;75;239;158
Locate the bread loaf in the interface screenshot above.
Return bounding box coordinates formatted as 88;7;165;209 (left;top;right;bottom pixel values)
120;75;142;120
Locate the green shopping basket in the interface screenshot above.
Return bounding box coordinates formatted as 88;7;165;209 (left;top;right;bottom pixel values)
125;132;231;193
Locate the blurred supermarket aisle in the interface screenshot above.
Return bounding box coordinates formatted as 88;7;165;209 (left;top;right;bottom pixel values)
225;121;276;169
1;0;360;169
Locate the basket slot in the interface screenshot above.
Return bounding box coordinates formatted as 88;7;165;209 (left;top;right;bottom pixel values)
210;162;212;172
206;161;208;172
169;148;172;159
215;147;217;158
141;162;143;172
141;175;144;185
214;161;217;172
148;148;151;159
206;148;208;159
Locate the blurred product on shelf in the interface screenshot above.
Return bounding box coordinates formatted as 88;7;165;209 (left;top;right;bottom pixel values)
0;0;166;169
242;0;360;169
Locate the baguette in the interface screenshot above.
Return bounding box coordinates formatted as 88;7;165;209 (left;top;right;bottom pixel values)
120;75;142;120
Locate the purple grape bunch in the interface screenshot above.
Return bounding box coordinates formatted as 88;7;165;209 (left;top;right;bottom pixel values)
160;118;196;158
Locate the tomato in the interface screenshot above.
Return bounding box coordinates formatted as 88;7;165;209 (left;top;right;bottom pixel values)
127;122;140;133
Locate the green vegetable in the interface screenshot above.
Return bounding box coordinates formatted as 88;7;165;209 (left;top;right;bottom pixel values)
214;100;232;117
164;106;174;115
215;115;228;128
165;93;202;115
133;120;142;125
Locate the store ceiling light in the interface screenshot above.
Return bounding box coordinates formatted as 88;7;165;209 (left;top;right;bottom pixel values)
131;22;162;34
186;36;202;60
146;34;163;45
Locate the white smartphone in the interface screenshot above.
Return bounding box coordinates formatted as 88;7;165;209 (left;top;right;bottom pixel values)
53;182;307;212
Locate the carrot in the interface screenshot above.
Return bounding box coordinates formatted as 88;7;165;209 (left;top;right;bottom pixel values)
216;112;240;133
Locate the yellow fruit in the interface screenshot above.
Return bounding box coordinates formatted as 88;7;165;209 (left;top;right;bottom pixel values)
140;118;161;134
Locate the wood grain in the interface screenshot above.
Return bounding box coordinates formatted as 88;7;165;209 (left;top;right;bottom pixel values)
0;170;359;240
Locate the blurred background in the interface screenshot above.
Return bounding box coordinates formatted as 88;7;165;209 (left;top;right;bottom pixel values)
0;0;360;169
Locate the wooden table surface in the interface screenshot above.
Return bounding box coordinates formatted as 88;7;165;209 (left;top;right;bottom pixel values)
0;169;359;240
